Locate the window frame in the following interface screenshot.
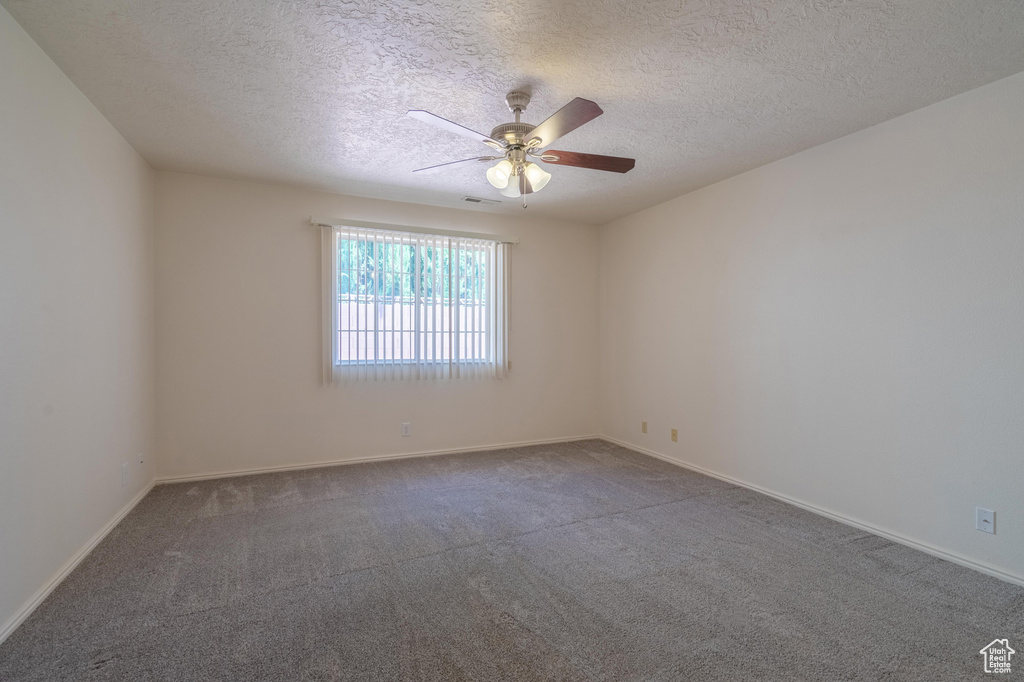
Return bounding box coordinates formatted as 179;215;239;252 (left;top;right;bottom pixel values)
316;218;513;383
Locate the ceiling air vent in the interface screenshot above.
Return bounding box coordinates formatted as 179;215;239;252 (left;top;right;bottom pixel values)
462;196;500;206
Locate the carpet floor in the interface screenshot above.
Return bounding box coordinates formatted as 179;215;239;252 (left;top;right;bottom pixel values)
0;439;1021;681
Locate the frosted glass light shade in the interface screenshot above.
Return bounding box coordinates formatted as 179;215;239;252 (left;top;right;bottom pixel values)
498;180;521;198
523;162;552;192
486;159;514;189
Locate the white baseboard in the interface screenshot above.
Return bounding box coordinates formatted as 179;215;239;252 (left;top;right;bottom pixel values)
0;479;156;646
155;434;603;485
599;435;1024;588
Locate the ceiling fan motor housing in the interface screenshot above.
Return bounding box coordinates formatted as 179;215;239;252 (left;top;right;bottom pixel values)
490;121;535;146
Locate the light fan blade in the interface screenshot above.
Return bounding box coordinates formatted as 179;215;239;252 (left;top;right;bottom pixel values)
413;157;499;174
541;150;635;173
525;98;603;149
407;110;505;149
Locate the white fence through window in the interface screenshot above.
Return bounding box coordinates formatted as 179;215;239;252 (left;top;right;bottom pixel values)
327;225;509;381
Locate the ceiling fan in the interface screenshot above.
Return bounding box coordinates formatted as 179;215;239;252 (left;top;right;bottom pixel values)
408;91;635;207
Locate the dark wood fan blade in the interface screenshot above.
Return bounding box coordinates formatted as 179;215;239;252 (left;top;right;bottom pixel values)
525;98;603;148
407;111;504;149
542;150;635;173
413;157;498;173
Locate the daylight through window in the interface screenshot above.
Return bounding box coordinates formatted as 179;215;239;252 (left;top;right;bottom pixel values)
324;225;509;381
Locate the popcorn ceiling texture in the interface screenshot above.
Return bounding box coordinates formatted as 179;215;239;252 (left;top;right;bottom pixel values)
5;0;1024;224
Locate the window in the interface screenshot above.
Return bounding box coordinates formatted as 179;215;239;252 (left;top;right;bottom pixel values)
320;222;510;382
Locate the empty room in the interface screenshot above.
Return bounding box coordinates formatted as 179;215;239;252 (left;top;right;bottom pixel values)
1;0;1022;679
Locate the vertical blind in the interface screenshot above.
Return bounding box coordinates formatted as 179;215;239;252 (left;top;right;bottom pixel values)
322;225;510;382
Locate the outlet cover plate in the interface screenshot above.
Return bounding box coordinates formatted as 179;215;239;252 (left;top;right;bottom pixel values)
976;507;995;534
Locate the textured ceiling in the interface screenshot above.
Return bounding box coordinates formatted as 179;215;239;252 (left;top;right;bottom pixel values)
5;0;1024;224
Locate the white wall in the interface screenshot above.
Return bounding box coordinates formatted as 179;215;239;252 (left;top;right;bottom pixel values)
0;6;156;638
155;172;599;479
599;72;1024;580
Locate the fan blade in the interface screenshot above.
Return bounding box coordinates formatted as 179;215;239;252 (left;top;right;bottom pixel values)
413;157;498;174
407;111;504;149
519;172;534;195
525;98;603;149
541;150;635;173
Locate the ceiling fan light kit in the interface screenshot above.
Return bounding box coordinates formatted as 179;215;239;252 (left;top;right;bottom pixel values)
485;159;514;188
523;162;552;191
498;182;522;199
409;90;635;208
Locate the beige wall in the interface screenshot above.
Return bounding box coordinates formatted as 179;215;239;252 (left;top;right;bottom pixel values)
0;7;155;637
599;72;1024;580
154;172;600;479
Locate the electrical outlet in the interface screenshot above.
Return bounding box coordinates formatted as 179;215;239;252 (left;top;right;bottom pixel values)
671;428;678;442
121;462;129;487
641;421;647;434
401;422;411;437
976;507;996;534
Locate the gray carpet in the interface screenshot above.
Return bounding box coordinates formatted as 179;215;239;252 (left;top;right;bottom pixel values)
1;440;1021;681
